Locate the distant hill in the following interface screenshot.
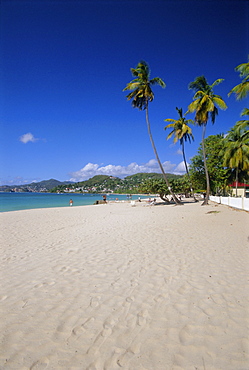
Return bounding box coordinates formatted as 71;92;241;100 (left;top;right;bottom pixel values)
50;172;184;194
33;179;73;190
1;173;184;193
0;179;74;192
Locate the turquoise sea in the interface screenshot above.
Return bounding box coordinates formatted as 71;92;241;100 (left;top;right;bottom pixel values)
0;193;147;212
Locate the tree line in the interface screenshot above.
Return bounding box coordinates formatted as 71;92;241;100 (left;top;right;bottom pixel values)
123;58;249;205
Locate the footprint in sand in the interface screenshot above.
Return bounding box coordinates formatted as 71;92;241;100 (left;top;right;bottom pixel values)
87;319;116;355
154;293;168;303
117;342;141;367
30;357;50;369
90;296;101;308
137;309;149;327
83;317;95;329
72;324;85;336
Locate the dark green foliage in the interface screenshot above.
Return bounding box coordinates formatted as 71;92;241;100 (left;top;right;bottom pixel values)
139;176;191;201
49;173;183;194
189;134;230;194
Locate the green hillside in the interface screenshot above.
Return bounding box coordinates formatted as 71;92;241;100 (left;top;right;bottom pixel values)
50;173;184;194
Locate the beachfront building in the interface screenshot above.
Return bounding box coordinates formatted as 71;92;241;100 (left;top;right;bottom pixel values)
229;182;249;197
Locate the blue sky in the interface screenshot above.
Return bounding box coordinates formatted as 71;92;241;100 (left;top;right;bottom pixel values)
1;0;248;185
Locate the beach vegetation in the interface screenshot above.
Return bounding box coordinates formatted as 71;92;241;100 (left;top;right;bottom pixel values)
139;176;191;201
223;124;249;197
164;107;197;201
228;56;249;100
49;172;183;194
188;76;227;204
189;134;230;195
123;61;181;204
234;108;249;135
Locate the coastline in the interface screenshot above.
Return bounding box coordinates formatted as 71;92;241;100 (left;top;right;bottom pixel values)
0;192;149;213
1;201;248;369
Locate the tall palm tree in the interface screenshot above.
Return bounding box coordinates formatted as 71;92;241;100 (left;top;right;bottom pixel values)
188;76;227;205
223;126;249;196
164;107;197;200
123;61;181;204
228;57;249;100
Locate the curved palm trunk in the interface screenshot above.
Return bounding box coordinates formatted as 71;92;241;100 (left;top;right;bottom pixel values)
145;101;181;205
201;124;210;205
181;141;198;202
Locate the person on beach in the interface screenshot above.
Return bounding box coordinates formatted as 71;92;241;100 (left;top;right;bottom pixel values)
102;195;107;203
69;199;73;206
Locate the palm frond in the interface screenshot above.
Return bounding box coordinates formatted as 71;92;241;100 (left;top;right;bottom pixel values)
176;107;183;118
123;81;142;91
166;130;176;141
188;100;200;112
164;119;176;124
211;78;224;89
212;96;228;110
188;76;208;92
241;108;249;116
228;81;249;100
223;125;249;170
210;107;218;124
235;58;249;78
193;90;204;100
123;60;165;111
185;118;195;125
125;90;139;100
130;68;139;77
150;77;166;88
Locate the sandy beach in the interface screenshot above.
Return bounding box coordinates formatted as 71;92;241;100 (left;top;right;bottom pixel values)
0;200;248;370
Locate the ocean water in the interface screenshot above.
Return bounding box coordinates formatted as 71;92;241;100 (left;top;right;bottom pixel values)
0;192;147;212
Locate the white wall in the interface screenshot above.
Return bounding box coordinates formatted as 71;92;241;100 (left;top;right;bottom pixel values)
210;196;249;211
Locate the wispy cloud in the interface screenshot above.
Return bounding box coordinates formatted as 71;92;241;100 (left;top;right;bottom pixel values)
69;159;178;182
19;132;39;144
0;160;187;186
0;176;41;186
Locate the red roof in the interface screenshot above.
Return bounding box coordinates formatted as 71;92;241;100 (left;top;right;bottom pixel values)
229;182;249;188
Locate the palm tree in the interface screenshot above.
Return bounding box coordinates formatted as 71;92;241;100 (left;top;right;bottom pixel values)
223;126;249;196
188;76;227;205
228;57;249;100
164;107;197;200
228;58;249;144
123;61;181;204
234;108;249;137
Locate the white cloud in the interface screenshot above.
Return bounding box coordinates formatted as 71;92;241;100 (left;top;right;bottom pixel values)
69;159;176;182
176;148;183;155
173;161;187;175
0;176;41;186
19;132;39;144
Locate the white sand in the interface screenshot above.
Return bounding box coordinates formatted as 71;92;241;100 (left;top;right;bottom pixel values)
0;201;248;370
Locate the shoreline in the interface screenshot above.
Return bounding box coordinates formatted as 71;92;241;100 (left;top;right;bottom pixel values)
0;192;152;213
1;201;248;369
